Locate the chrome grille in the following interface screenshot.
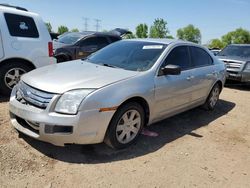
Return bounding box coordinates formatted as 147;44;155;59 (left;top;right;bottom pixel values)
223;60;242;69
16;81;55;109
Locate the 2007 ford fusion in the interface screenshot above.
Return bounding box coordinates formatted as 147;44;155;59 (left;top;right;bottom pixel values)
9;39;226;149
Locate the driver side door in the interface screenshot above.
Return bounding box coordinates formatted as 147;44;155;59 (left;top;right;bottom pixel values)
153;45;194;120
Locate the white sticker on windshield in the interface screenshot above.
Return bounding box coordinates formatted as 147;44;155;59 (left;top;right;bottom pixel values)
143;45;163;49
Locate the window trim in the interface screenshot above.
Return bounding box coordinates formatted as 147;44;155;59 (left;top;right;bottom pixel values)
189;46;214;69
157;45;192;76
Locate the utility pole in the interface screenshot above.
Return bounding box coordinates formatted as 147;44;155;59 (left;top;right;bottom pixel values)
94;19;101;32
82;17;89;31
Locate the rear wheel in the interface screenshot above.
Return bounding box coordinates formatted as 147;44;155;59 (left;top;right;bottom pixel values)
203;83;221;110
0;62;32;95
105;102;145;149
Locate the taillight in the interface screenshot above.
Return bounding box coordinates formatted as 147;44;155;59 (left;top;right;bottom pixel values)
48;42;53;57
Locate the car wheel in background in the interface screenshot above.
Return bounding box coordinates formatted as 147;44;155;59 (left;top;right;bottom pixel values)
105;102;145;149
0;62;32;95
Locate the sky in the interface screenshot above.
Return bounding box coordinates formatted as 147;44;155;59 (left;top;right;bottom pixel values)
3;0;250;44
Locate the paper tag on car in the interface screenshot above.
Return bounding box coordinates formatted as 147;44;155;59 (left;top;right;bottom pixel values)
143;45;163;49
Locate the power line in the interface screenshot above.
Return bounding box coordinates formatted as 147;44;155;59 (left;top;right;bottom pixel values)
82;17;89;31
94;19;101;31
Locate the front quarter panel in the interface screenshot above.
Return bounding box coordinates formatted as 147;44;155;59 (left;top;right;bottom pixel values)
79;72;155;118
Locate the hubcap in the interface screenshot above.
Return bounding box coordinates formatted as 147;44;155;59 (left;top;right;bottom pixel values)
116;109;141;144
4;68;26;89
210;87;220;107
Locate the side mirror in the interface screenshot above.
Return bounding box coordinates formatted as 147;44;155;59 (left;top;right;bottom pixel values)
160;64;181;76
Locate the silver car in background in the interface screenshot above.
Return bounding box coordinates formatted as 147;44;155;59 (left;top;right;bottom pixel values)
9;39;226;149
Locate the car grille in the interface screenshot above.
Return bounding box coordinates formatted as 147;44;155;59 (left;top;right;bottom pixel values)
223;60;242;70
16;81;55;109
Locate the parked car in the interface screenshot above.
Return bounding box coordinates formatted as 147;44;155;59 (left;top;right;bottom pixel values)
0;4;56;95
217;44;250;83
210;48;221;56
53;28;131;63
9;39;226;149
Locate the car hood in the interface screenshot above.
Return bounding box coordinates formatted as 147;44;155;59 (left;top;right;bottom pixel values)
217;56;250;62
21;60;139;94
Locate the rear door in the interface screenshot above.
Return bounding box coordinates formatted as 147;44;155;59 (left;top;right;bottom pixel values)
75;36;109;59
189;46;217;102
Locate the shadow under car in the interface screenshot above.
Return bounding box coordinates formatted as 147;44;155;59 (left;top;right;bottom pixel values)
19;99;235;164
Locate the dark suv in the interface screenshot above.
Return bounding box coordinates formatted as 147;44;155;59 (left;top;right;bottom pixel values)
217;44;250;83
54;28;131;63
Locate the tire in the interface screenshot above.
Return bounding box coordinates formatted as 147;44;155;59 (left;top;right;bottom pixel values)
0;62;33;96
203;83;221;111
104;102;145;149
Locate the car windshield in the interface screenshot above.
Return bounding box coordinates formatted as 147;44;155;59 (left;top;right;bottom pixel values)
87;41;166;71
57;33;83;44
218;45;250;58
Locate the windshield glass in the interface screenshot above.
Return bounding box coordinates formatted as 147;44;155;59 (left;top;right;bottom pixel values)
87;41;166;71
57;33;83;44
218;45;250;58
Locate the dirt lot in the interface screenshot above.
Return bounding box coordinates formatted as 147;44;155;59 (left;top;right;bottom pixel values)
0;84;250;188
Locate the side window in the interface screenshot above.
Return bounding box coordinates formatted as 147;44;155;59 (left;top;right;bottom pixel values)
163;46;190;70
190;46;213;67
4;13;39;38
80;37;109;49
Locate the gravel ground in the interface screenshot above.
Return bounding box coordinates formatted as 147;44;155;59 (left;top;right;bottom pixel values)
0;85;250;188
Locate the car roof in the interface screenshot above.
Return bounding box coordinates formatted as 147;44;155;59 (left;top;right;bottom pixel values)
124;38;195;45
228;44;250;47
72;31;121;38
0;4;39;17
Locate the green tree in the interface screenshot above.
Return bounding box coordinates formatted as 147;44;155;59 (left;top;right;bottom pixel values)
123;33;136;39
222;28;250;45
57;25;69;35
136;23;148;38
71;28;79;32
149;18;169;38
166;35;174;39
208;39;225;49
45;22;52;32
177;24;201;44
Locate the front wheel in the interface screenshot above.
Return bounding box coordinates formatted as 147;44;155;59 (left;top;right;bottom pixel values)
203;83;221;110
0;62;32;95
104;102;145;149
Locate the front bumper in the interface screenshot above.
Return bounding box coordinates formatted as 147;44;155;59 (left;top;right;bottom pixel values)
9;88;115;146
226;70;250;83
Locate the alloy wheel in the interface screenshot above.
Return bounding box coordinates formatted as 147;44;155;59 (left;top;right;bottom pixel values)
116;109;141;144
4;68;26;89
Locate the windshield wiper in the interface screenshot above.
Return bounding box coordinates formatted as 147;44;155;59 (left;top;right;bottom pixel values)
102;63;121;69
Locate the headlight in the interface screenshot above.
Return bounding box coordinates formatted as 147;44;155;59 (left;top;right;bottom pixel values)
55;89;94;114
244;62;250;70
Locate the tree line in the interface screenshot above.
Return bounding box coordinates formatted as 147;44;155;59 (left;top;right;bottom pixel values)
46;18;250;49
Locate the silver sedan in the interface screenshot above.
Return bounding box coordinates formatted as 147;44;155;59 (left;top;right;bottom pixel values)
9;39;226;149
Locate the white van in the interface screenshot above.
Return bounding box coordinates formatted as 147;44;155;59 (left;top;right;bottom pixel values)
0;4;56;95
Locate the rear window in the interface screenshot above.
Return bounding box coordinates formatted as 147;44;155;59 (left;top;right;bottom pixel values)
4;13;39;38
109;36;120;43
58;33;83;44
